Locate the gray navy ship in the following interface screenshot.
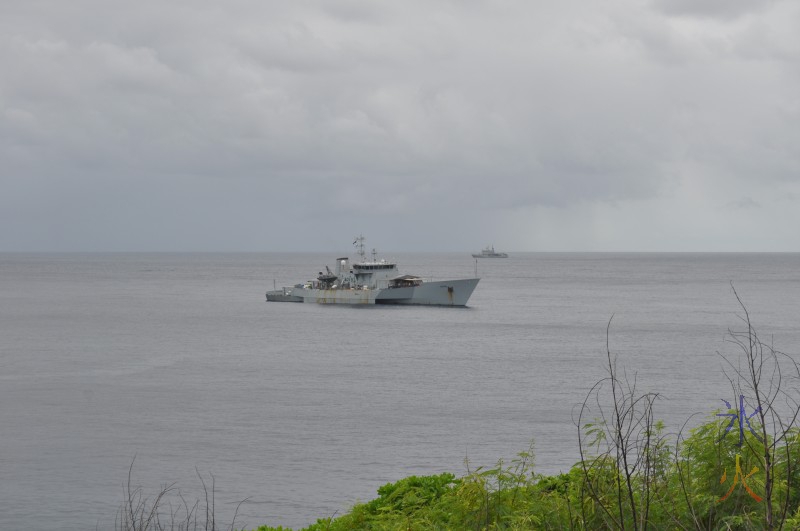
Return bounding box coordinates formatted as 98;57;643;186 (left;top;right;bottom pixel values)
266;236;480;306
472;245;508;258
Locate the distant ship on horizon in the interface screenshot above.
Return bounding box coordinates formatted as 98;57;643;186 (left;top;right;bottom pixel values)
472;245;508;258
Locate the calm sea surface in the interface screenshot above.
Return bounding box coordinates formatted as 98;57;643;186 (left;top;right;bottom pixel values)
1;252;799;530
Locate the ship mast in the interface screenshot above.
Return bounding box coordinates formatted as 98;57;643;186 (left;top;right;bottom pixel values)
353;234;366;261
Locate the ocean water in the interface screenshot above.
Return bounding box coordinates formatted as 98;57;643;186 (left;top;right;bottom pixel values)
1;252;799;530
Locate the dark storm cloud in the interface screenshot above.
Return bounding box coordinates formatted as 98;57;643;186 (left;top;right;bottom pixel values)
729;197;760;209
1;0;799;251
652;0;775;20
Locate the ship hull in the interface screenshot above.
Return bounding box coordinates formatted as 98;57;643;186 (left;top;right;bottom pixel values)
375;278;479;306
267;278;479;306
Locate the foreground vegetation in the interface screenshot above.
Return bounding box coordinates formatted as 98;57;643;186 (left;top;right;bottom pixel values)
252;422;800;530
119;292;800;530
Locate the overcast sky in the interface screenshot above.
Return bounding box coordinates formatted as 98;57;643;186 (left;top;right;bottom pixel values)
2;0;798;252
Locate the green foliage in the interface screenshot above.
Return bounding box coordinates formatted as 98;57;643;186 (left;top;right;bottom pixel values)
366;472;458;515
246;415;800;531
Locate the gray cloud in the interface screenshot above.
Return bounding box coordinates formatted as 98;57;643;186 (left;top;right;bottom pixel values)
652;0;776;20
728;197;760;209
1;0;799;251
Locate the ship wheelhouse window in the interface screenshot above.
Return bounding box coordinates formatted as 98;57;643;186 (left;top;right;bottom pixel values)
354;263;394;271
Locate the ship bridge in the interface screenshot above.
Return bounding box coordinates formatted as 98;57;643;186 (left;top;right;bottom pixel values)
352;262;396;271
